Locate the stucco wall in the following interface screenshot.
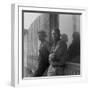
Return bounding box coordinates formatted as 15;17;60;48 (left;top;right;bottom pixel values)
59;14;80;48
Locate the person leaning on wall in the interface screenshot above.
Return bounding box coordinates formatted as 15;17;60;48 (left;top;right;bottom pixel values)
47;28;67;76
33;30;50;77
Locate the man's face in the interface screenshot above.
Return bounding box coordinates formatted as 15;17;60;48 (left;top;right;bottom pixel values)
52;30;59;41
38;34;44;41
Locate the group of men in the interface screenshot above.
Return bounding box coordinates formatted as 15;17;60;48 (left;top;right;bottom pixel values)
30;28;80;77
32;28;67;77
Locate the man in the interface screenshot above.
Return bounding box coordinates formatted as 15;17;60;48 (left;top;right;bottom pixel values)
33;30;50;77
47;29;67;76
67;32;80;63
61;34;68;44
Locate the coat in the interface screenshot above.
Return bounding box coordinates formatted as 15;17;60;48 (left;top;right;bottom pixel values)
47;39;67;76
33;41;50;77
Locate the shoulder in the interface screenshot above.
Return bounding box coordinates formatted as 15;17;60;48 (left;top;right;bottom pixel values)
57;40;65;45
57;40;67;48
43;41;49;47
43;41;50;51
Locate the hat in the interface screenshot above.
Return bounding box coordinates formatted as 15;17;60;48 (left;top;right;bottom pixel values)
38;30;47;37
52;28;61;36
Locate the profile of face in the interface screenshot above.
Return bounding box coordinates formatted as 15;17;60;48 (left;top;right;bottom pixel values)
61;34;68;43
52;30;60;41
38;32;46;41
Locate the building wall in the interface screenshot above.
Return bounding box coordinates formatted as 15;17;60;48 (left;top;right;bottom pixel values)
59;14;80;48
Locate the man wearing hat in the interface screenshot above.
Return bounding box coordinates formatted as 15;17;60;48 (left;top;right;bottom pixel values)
33;30;50;77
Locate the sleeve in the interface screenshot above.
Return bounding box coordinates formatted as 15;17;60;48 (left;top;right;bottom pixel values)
52;41;67;62
33;44;49;76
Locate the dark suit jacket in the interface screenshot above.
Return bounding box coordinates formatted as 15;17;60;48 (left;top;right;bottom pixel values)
33;41;50;77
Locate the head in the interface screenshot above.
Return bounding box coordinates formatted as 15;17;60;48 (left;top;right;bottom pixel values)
72;32;80;41
61;34;68;43
38;31;47;42
52;28;61;42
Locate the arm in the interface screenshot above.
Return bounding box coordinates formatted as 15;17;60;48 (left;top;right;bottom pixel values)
54;41;67;60
49;41;67;64
33;45;49;76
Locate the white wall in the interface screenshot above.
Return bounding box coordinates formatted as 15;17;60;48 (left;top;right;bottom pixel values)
24;13;42;29
59;14;80;47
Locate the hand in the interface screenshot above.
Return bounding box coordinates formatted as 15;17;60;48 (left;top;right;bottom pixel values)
49;53;55;62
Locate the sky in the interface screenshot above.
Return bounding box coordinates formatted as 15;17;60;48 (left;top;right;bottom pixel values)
24;13;42;30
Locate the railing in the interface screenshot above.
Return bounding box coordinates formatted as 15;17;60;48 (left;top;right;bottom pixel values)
64;62;80;75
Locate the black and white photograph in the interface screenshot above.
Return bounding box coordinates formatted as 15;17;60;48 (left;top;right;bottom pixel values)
22;10;80;78
0;0;89;89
